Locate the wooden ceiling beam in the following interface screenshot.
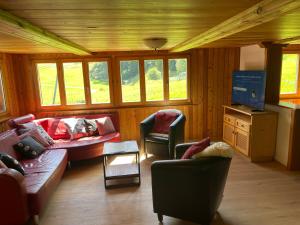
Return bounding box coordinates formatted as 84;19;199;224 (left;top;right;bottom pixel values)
171;0;300;52
0;9;92;55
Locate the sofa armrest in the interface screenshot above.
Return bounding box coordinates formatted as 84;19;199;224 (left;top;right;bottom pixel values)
0;168;29;225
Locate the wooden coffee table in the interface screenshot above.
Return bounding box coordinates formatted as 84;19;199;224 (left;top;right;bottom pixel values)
102;141;140;189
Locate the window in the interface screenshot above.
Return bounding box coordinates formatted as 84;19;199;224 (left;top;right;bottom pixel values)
120;60;141;102
63;62;86;105
144;59;164;101
37;63;61;106
280;54;299;95
88;62;110;104
168;58;188;100
0;67;6;112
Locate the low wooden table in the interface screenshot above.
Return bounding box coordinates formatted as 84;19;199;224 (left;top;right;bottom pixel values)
102;141;141;189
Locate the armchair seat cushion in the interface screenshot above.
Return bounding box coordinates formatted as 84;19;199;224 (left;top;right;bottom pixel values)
146;133;169;144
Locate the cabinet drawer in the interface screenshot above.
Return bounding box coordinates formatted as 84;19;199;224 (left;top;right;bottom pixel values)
235;119;250;132
224;114;235;126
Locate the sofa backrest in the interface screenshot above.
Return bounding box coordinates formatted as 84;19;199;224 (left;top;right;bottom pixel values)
11;112;120;140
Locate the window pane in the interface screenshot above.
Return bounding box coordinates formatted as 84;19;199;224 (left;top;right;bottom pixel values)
37;63;61;106
280;54;299;94
168;58;188;100
144;59;164;101
120;60;140;102
0;68;6;112
88;62;110;104
63;62;85;105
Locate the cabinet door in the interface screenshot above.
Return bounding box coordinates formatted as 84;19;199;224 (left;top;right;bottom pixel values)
235;128;250;156
223;122;235;146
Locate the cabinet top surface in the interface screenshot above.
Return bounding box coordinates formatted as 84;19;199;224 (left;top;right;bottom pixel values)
223;105;277;116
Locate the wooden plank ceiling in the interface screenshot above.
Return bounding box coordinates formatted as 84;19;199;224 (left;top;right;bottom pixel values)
0;0;300;53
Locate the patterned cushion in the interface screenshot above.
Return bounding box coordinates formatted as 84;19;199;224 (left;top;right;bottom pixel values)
0;153;25;175
192;142;234;159
63;118;89;140
181;137;210;159
84;119;98;136
96;117;116;135
20;126;53;147
152;111;179;134
13;136;46;159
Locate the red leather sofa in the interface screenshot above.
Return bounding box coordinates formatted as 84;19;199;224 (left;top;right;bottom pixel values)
0;129;68;225
8;112;121;161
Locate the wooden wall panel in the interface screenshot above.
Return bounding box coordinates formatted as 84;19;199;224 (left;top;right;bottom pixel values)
7;48;240;141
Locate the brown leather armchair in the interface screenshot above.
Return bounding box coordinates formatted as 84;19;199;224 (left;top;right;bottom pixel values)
140;109;185;159
151;142;232;225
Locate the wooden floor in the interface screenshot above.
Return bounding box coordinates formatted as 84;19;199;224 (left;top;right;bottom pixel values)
39;153;300;225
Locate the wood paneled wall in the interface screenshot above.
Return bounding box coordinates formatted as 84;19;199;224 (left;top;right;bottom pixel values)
3;48;240;141
0;53;21;131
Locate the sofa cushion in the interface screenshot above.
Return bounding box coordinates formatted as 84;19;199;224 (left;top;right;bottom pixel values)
146;133;169;144
181;137;210;159
62;118;89;140
21;149;68;215
14;136;46;159
152;111;178;134
46;118;71;140
96;117;116;135
19;127;51;147
84;119;98;136
192;142;234;159
48;132;121;150
0;129;21;159
0;153;25;175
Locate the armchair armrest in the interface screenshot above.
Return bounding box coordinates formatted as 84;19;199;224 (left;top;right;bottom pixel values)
168;114;186;158
0;168;29;225
140;113;156;153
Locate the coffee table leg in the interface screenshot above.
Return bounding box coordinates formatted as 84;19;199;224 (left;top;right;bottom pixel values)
103;155;107;189
138;152;141;185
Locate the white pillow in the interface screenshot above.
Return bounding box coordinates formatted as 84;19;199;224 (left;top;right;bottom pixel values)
192;142;234;159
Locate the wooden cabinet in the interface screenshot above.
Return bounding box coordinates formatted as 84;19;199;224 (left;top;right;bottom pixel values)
223;105;278;162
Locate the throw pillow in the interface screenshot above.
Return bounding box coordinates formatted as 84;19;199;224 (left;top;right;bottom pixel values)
84;119;98;136
152;111;178;134
36;126;55;145
0;160;7;169
192;142;234;159
181;137;210;159
96;117;116;135
17;122;37;135
13;136;46;159
20;126;50;147
0;153;25;175
63;118;89;140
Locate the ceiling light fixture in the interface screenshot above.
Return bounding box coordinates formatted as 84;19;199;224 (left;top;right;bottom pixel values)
144;38;167;50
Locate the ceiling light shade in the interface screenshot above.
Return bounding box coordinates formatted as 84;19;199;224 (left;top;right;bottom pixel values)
144;38;167;50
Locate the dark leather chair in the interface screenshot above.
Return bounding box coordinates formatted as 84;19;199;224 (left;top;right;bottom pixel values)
151;142;232;225
140;109;186;159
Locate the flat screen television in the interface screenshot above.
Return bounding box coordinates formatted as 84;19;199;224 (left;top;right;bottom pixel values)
232;70;266;111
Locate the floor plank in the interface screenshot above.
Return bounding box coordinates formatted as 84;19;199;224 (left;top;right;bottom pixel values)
39;153;300;225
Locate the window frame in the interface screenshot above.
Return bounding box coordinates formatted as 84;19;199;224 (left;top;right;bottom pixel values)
0;60;8;118
117;54;191;106
34;58;113;111
280;53;300;99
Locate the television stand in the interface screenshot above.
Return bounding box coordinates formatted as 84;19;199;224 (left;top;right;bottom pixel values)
223;105;278;162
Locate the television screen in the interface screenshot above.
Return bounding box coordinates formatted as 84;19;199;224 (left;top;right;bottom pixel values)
232;70;266;111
